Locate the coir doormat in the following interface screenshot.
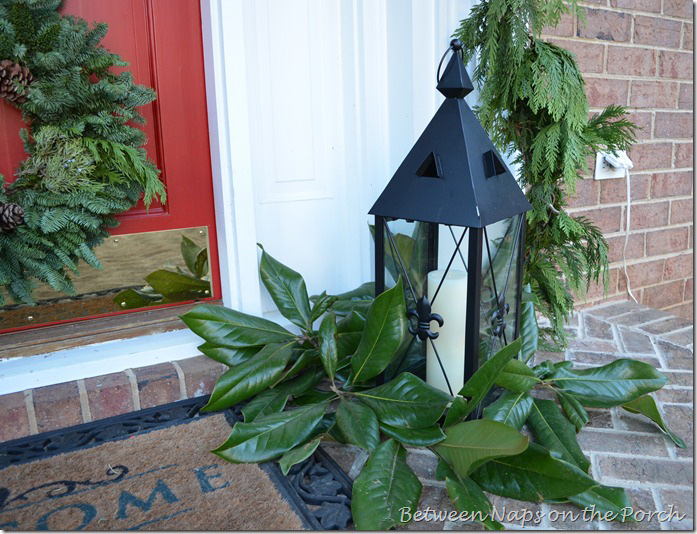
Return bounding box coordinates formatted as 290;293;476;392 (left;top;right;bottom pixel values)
0;413;307;530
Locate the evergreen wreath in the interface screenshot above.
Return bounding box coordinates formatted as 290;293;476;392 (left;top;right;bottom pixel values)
0;0;166;306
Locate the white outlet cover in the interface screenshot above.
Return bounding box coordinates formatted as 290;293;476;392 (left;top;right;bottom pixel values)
594;152;625;180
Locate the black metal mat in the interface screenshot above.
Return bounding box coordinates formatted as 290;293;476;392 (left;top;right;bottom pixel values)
0;396;353;530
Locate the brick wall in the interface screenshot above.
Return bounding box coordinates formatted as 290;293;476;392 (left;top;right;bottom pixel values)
543;0;694;319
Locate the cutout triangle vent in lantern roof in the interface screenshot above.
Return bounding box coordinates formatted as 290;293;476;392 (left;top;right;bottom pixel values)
369;53;531;228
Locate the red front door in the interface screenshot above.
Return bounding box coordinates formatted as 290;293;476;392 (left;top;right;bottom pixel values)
0;0;220;328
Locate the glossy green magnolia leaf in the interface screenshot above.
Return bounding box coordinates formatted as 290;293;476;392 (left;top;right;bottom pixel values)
198;343;259;367
309;291;337;323
318;311;338;380
533;360;556;379
181;304;294;348
202;341;295;411
527;399;591;473
556;389;589;432
333;282;375;301
568;485;634;522
454;337;522;423
471;442;596;501
336;399;380;451
550;359;668;407
482;391;534;430
435;419;529;478
379;422;446;446
354;372;452;429
181;235;202;275
293;389;336;406
241;388;289;422
336;311;366;333
258;244;313;330
272;349;320;386
495;358;539;393
622;395;686;448
113;288;161;310
446;475;503;530
351;439;422;530
332;300;373;316
351;279;407;383
443;397;469;427
520;284;538;364
213;402;327;463
194;248;208;278
336;332;361;358
279;367;327;397
146;269;210;300
278;438;322;476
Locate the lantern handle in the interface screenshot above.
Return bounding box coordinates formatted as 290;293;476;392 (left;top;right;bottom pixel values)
436;38;463;84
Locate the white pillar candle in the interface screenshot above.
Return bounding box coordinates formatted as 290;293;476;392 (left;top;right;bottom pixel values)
426;269;468;395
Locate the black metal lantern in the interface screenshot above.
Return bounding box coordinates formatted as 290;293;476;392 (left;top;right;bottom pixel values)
369;40;531;403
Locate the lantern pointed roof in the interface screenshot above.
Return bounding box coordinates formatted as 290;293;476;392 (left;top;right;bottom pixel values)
369;53;531;228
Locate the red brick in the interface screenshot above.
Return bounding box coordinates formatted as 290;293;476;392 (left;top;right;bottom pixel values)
631;201;670;229
664;254;693;280
643;279;685;309
542;13;574;37
684;278;694;301
33;382;83;433
628;143;673;171
674;142;693;168
651;171;693;197
0;392;31;442
607;233;645;263
85;372;134;421
611;0;661;11
607;46;656;77
646;227;690;255
599;174;650;203
551;39;605;74
654;112;693;139
634;16;683;48
684;23;693;50
658;51;693;80
587;268;620;299
664;0;693;19
630;81;678;109
176;356;223;398
134;363;182;409
671;198;693;224
669;300;693;320
585;77;628;108
578;8;631;42
573;206;622;233
678;84;693;110
626;112;652;141
618;259;665;290
567;177;599;207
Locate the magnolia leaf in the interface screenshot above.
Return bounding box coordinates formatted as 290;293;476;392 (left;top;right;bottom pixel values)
113;288;161;309
194;248;208;278
495;358;540;393
482;391;534;430
181;235;202;275
145;269;209;300
568;485;634;522
331;300;373;316
336;399;380;451
278;438;322;476
471;442;596;501
309;291;337;323
622;395;686;448
272;349;320;386
213;402;327;463
181;304;294;348
550;359;668;407
443;397;469;427
354;372;451;429
241;389;289;422
258;244;313;330
454;337;522;423
526;399;591;472
336;311;366;333
351;279;407;383
319;311;338;380
332;282;375;301
556;389;589;432
202;341;295;411
351;439;422;530
198;343;259;367
445;474;504;530
379;422;446;446
435;419;529;478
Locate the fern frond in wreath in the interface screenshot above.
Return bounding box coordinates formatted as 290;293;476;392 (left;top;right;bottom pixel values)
0;0;166;306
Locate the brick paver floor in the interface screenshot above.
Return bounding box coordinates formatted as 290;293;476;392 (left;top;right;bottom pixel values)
322;301;694;530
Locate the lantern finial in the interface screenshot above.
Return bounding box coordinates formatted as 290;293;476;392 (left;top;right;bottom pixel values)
436;41;474;99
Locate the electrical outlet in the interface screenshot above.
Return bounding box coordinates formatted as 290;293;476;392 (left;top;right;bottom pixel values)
594;152;626;180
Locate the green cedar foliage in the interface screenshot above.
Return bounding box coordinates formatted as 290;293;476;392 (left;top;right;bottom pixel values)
455;0;636;348
0;0;165;305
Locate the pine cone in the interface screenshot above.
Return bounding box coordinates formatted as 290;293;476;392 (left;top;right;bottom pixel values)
0;202;25;233
0;59;34;104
